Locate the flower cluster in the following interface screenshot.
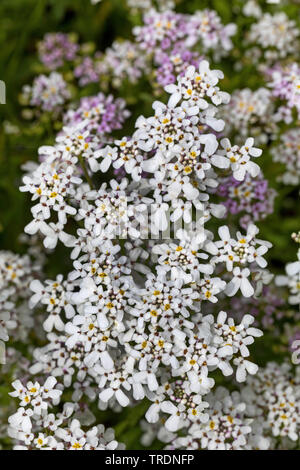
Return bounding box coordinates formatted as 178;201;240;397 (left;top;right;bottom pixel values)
141;361;300;450
22;72;70;114
38;33;79;71
160;387;257;450
216;172;276;229
247;12;299;63
8;60;279;450
73;40;149;89
271;128;300;185
241;361;300;444
276;231;300;306
19;90;130;246
0;251;39;364
220;285;288;330
8;376;124;450
243;1;285;20
63;93;130;139
3;0;300;452
22;7;236;107
134;9;236;87
223;87;277;144
266;63;300;123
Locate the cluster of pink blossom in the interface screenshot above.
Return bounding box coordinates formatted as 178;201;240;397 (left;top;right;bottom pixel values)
216;172;276;229
22;72;71;114
133;9;236;87
33;9;236;94
265;63;300;123
63;93;130;138
38;33;79;71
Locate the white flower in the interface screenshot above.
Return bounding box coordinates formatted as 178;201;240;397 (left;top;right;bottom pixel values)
212;138;261;181
8;407;33;433
226;267;254;297
276;260;300;305
165;61;230;110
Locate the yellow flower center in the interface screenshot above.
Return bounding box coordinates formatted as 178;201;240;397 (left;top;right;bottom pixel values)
72;442;82;449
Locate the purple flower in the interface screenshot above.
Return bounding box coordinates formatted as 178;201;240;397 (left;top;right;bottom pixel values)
38;33;79;70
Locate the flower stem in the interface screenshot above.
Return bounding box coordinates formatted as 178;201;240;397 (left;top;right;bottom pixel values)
78;154;94;189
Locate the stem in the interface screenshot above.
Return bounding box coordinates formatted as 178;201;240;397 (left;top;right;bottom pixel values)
78;154;94;189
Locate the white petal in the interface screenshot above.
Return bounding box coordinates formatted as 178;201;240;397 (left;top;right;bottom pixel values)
167;92;181;108
165;414;180;432
240;278;254;297
99;388;114;403
115;389;129;407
